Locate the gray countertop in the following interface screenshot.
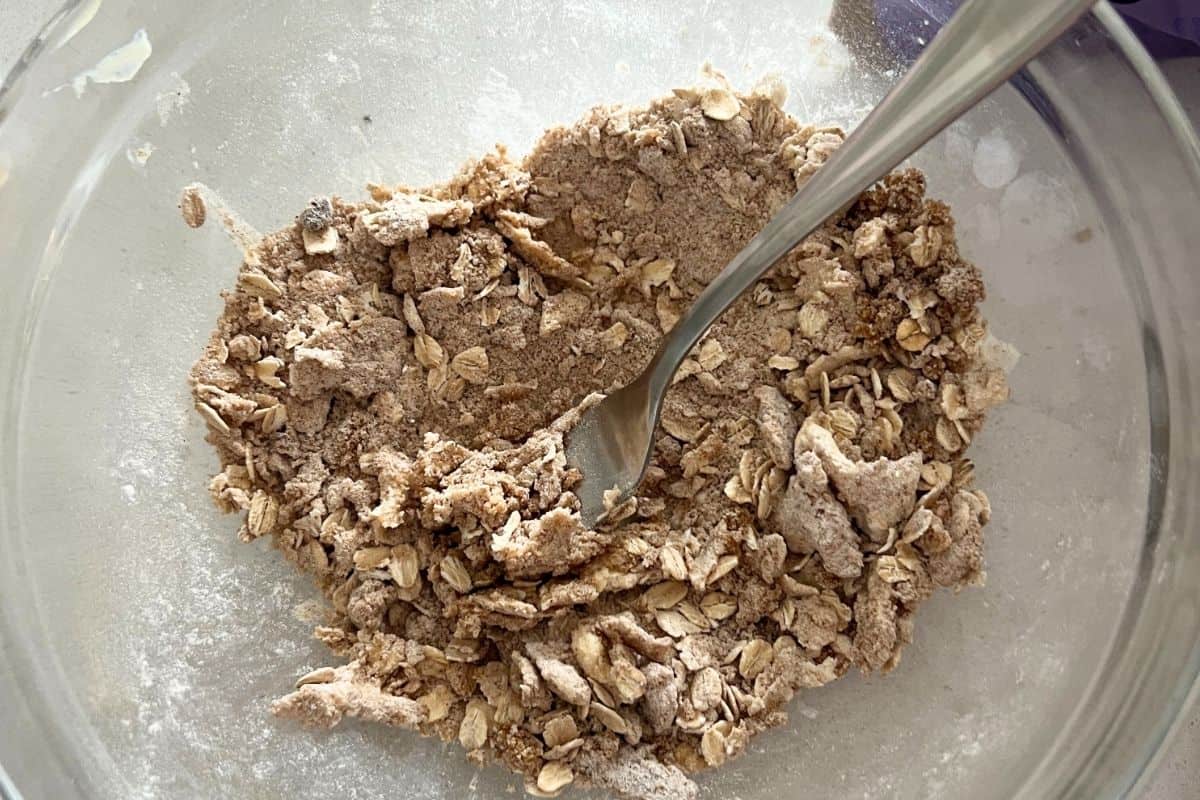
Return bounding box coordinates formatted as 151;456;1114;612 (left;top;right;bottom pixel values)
0;4;1196;799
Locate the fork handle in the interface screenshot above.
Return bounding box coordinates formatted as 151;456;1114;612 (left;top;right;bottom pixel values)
642;0;1096;399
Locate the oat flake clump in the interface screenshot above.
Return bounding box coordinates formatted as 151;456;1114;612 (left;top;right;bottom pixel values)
188;68;1008;800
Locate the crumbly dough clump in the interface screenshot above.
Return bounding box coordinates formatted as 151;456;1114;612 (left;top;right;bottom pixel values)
188;69;1008;800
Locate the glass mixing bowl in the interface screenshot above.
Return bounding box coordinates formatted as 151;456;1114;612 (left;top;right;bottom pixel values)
2;1;1199;798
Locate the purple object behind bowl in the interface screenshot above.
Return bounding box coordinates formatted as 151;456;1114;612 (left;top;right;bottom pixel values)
875;0;1200;59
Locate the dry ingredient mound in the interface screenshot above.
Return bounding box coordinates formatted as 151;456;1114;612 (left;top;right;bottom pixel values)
187;69;1008;800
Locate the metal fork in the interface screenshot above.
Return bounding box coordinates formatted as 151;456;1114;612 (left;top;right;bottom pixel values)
565;0;1096;527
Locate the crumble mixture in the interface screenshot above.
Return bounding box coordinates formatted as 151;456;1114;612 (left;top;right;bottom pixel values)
186;69;1008;800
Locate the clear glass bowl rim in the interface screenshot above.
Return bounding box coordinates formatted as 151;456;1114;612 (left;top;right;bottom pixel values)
1;2;1199;799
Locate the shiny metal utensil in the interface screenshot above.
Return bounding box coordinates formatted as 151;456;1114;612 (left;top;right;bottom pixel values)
565;0;1095;526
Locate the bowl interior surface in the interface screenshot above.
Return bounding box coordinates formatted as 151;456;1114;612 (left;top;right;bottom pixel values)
0;1;1175;798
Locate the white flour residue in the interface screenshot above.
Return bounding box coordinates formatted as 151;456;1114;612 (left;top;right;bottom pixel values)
919;710;1016;796
749;23;869;127
791;28;854;86
322;51;364;86
155;72;191;126
972;129;1020;189
465;67;545;152
50;28;153;98
942;124;975;168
